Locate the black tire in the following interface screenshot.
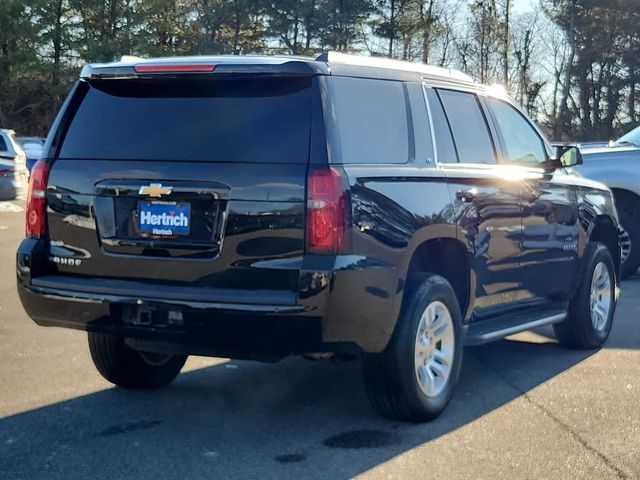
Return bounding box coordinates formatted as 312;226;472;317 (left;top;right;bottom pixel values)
362;273;463;422
88;332;187;389
618;208;640;279
553;243;616;349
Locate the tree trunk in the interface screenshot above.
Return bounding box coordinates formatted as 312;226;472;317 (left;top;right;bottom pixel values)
388;0;396;57
421;0;435;64
232;0;241;55
502;0;510;87
292;6;299;54
629;66;636;124
304;0;316;51
554;0;577;140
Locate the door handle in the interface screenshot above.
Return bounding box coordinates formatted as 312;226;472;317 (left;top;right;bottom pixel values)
456;188;477;203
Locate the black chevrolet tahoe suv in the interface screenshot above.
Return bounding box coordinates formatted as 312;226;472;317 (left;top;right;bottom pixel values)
17;52;621;422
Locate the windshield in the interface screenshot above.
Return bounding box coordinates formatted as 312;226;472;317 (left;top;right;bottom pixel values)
615;125;640;147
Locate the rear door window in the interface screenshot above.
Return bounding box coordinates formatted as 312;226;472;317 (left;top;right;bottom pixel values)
329;77;410;164
59;76;312;163
437;89;496;164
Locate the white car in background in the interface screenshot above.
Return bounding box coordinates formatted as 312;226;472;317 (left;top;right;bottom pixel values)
577;125;640;278
0;129;29;200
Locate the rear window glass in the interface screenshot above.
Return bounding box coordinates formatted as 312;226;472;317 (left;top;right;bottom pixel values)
329;77;410;164
59;77;312;163
0;136;7;152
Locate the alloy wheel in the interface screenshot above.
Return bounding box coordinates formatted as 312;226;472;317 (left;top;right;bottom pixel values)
414;301;455;397
590;261;612;331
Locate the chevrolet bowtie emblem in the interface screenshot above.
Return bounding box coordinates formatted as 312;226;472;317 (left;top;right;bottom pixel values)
138;183;173;197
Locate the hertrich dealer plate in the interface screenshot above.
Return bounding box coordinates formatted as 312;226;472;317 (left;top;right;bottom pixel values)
138;201;190;236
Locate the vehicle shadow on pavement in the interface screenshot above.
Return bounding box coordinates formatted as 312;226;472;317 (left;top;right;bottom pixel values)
0;336;597;480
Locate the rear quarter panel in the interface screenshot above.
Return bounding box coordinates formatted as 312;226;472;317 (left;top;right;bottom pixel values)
320;165;456;351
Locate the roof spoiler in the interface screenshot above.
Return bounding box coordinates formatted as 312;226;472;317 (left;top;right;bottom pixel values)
80;56;328;80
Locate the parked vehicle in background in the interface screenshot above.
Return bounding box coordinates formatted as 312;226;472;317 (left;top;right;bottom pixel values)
17;136;45;172
17;136;45;148
0;129;29;200
17;53;621;422
613;125;640;148
576;125;640;278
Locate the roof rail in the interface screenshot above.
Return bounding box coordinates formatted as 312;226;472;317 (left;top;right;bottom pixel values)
315;51;473;82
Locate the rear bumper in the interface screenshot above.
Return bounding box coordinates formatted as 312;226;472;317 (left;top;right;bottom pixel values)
17;279;326;359
17;239;401;356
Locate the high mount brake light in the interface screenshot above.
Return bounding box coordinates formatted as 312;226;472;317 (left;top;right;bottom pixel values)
25;160;49;238
134;63;216;73
306;167;350;254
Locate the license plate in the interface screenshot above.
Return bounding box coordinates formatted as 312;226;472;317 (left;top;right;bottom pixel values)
138;201;190;236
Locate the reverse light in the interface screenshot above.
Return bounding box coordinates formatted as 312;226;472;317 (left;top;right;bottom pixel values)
134;63;216;73
25;160;49;238
306;167;350;254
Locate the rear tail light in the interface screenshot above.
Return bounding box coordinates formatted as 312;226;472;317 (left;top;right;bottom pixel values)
306;167;350;254
0;169;8;177
25;160;50;238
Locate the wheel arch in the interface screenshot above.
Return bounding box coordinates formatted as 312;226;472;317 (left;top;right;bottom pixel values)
610;187;640;215
402;236;471;322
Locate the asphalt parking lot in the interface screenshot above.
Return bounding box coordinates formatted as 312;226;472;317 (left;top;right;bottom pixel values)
0;201;638;480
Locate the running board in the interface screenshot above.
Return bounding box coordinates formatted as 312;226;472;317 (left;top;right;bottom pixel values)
464;308;566;346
